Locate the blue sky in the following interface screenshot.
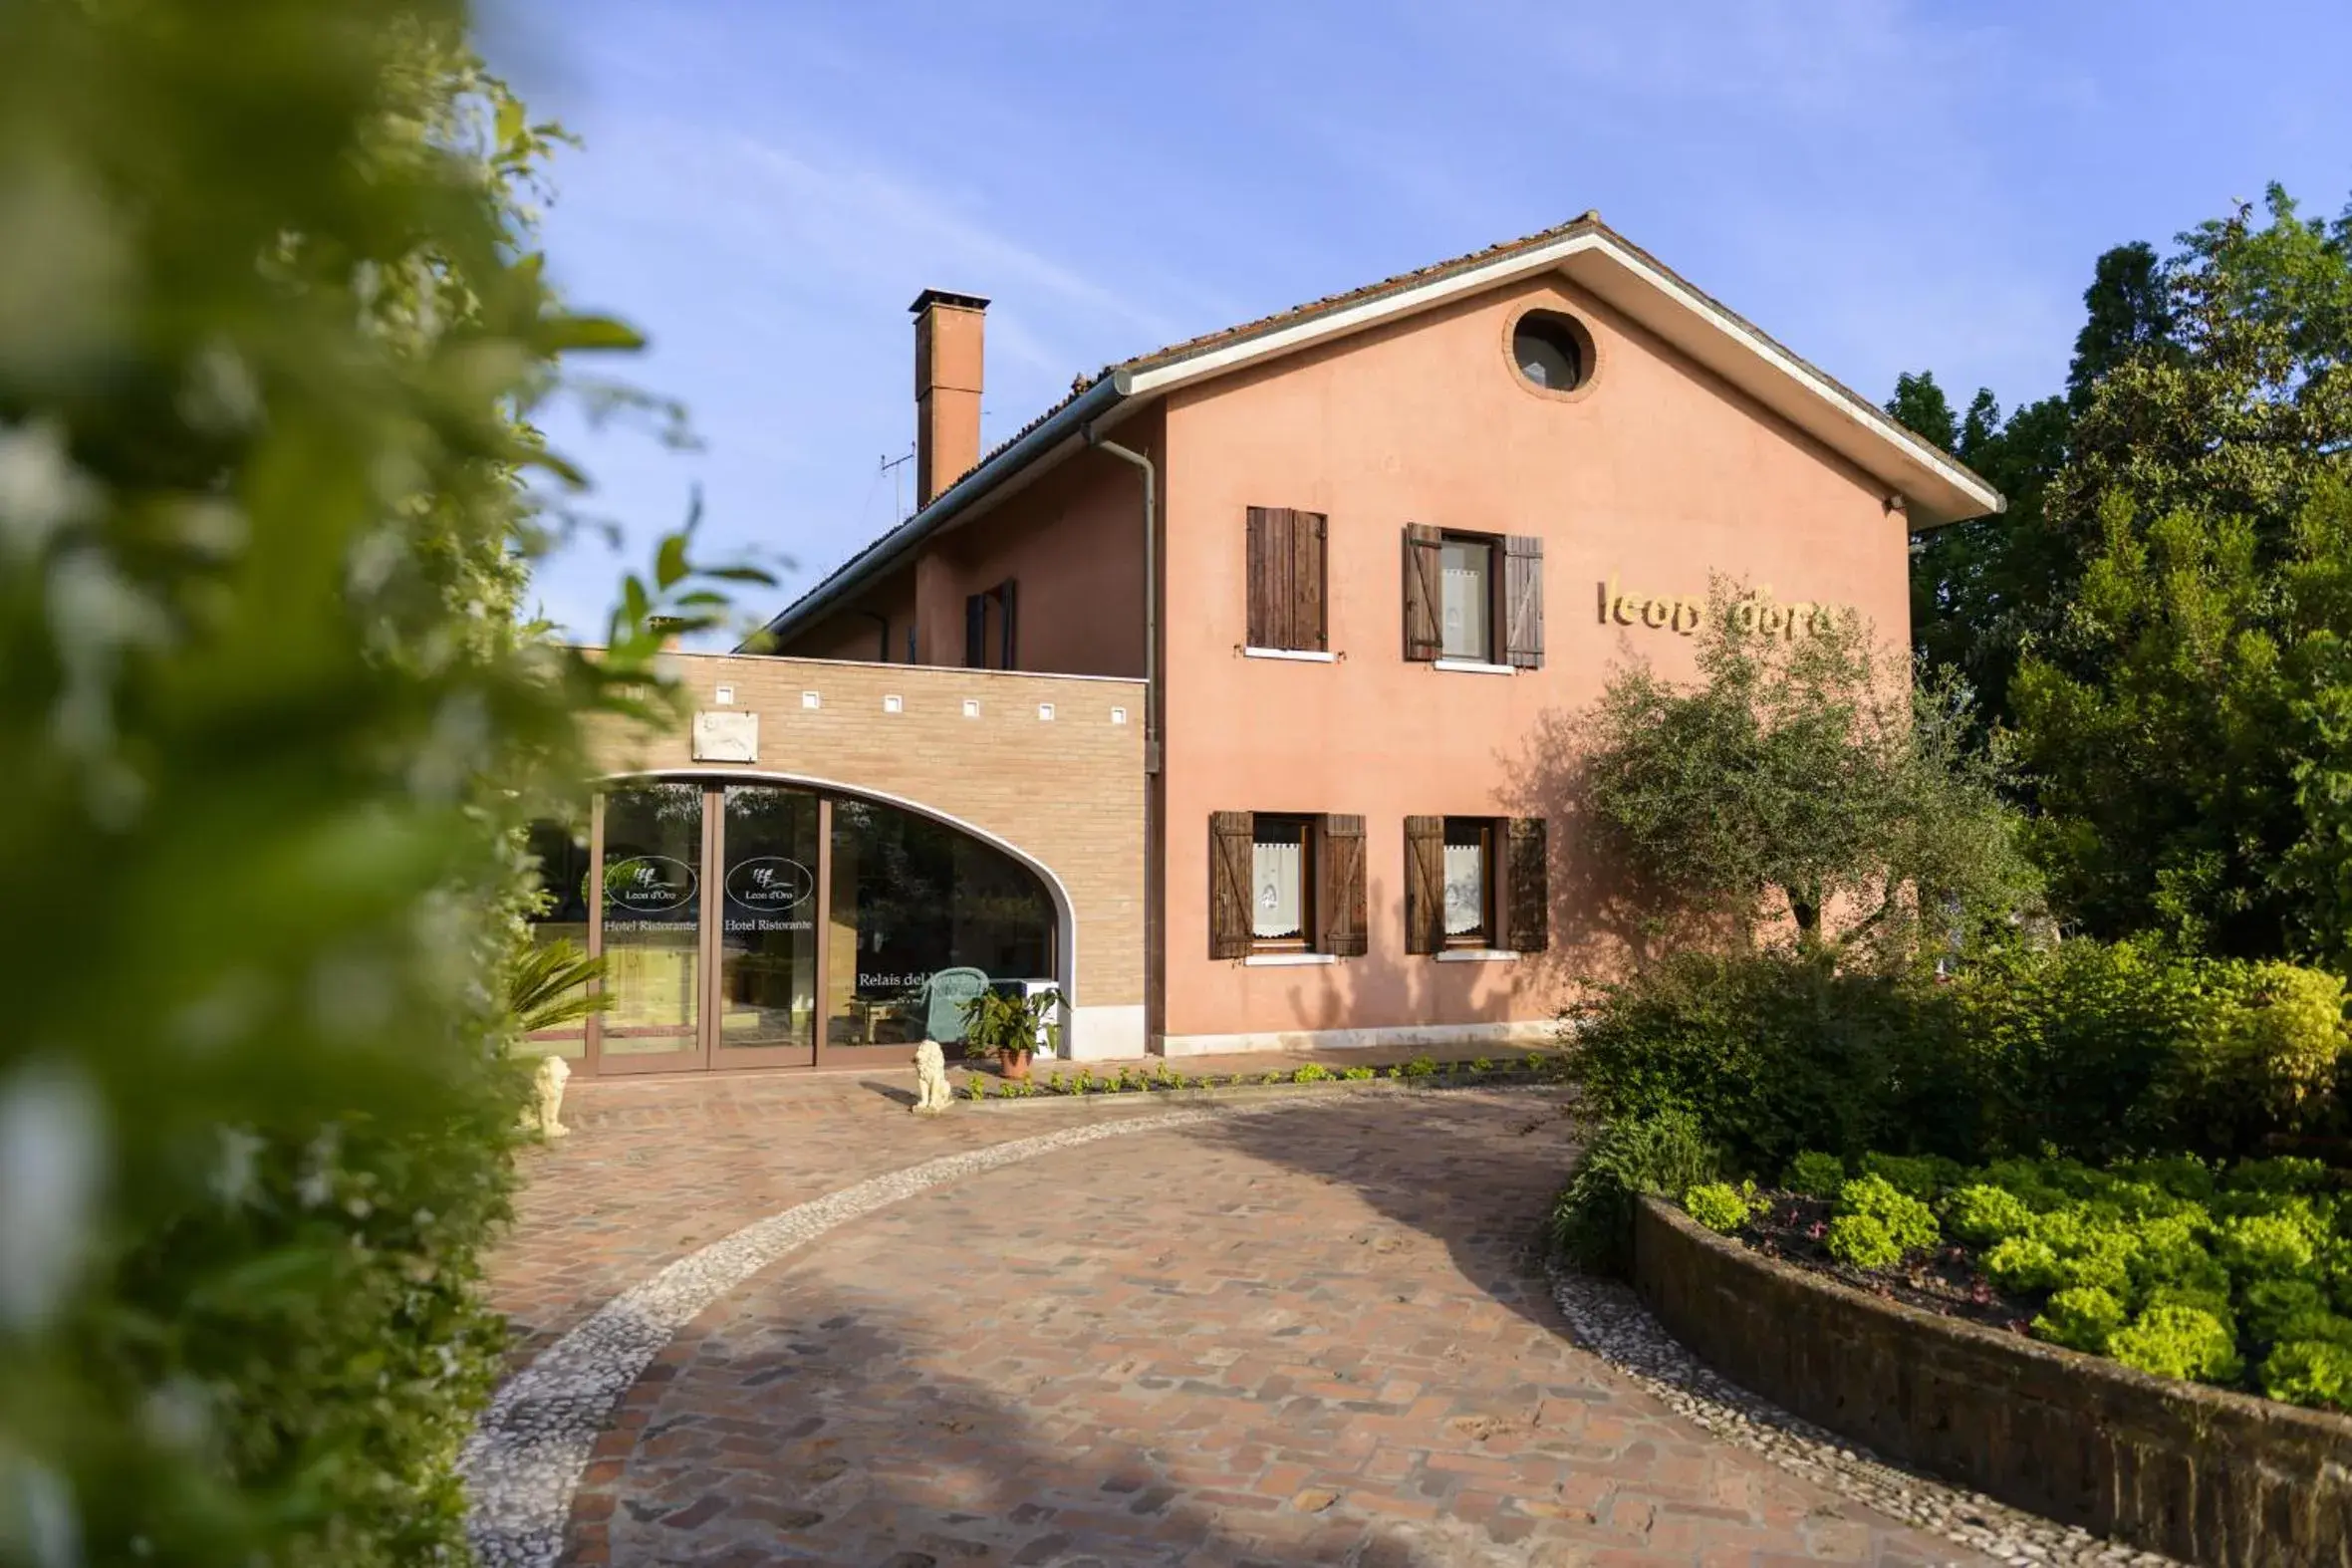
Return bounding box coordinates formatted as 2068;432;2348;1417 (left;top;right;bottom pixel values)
492;1;2352;643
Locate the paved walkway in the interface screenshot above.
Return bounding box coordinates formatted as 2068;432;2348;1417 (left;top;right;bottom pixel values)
488;1069;1987;1566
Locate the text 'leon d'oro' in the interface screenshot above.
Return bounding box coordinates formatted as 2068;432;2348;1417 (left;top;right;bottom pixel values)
1597;578;1853;641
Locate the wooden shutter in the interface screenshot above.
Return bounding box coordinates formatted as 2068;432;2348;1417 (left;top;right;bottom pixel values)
998;579;1018;669
1402;524;1442;660
1208;811;1253;960
1246;506;1291;650
1294;510;1327;652
964;592;986;667
1503;536;1544;669
1404;815;1444;953
1315;814;1367;956
1247;507;1329;652
1506;817;1549;952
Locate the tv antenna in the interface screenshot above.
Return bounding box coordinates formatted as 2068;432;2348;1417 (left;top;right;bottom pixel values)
880;449;915;521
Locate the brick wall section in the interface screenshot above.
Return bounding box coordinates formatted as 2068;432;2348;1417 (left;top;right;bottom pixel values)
585;653;1147;1012
1632;1197;2352;1568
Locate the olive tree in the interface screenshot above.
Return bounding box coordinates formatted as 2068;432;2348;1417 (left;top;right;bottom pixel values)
1580;583;2038;959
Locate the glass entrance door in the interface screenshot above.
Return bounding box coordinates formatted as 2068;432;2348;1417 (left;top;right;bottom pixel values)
713;784;819;1067
596;780;707;1073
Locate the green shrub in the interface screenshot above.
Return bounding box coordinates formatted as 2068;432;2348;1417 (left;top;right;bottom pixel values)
2177;964;2352;1147
1683;1181;1757;1235
2034;1287;2127;1353
2109;1305;2243;1384
1951;937;2204;1161
1549;1110;1720;1274
2126;1226;2229;1305
1340;1065;1376;1081
1785;1151;1846;1197
2216;1211;2320;1278
1564;948;1977;1176
1985;1235;2066;1292
1401;1054;1439;1078
2261;1339;2352;1411
1861;1153;1964;1199
2055;1232;2139;1298
1292;1063;1333;1084
1837;1175;1939;1253
1956;943;2351;1162
1826;1213;1905;1269
2141;1284;2238;1337
2114;1156;2218;1203
2242;1278;2331;1344
1945;1183;2035;1245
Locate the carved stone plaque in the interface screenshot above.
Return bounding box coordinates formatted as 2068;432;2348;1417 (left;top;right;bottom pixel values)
690;709;758;762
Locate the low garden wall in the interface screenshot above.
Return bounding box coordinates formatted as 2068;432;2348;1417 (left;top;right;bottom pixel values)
1632;1196;2352;1568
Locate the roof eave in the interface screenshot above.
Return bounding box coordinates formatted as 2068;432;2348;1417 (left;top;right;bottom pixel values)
1116;226;2003;527
742;371;1133;651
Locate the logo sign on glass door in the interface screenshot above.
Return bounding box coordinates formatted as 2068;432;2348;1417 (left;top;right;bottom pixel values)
725;857;815;931
602;855;697;920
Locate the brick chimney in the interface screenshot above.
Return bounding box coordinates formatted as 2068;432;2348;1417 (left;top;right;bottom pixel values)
911;288;988;508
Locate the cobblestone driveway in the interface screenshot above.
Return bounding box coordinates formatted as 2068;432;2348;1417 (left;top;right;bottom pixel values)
489;1074;1986;1566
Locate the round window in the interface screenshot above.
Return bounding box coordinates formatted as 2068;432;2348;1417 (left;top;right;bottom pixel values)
1511;310;1590;392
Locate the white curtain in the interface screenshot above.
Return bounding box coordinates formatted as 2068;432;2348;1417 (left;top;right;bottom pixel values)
1439;543;1488;658
1442;840;1484;936
1253;839;1303;939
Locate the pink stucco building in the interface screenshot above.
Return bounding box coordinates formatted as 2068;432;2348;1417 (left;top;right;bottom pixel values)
551;215;2000;1074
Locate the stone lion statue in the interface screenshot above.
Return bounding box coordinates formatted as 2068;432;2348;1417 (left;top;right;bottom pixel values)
524;1053;571;1139
912;1038;952;1115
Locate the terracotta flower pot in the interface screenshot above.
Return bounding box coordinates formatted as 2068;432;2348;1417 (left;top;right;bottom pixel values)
998;1047;1033;1081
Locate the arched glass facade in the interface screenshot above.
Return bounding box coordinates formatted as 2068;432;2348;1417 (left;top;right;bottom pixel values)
523;778;1057;1073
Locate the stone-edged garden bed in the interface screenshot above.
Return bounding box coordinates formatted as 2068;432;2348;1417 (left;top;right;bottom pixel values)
1633;1195;2352;1568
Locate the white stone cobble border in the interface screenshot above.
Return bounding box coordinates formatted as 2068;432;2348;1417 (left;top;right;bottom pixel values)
462;1093;1554;1566
1544;1263;2184;1568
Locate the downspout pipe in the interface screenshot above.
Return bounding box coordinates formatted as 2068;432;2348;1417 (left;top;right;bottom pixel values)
1084;421;1160;1059
1081;424;1157;774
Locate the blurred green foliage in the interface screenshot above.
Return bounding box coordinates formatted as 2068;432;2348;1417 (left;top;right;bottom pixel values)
0;3;756;1563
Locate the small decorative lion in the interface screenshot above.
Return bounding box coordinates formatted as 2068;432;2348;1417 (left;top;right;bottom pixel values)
525;1054;571;1139
912;1038;952;1115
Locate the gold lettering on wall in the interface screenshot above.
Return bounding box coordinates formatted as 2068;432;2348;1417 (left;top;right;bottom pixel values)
1600;579;1849;641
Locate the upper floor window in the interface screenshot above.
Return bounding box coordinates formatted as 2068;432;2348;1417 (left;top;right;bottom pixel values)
964;579;1017;669
1244;506;1328;653
1439;535;1494;661
1403;526;1545;668
1511;310;1593;393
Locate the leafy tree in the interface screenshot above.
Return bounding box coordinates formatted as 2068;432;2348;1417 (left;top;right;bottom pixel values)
2013;187;2352;969
0;3;749;1564
1899;241;2180;732
1580;584;2037;958
2067;240;2180;406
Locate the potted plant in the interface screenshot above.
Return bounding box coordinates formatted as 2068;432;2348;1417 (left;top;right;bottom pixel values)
959;985;1063;1081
